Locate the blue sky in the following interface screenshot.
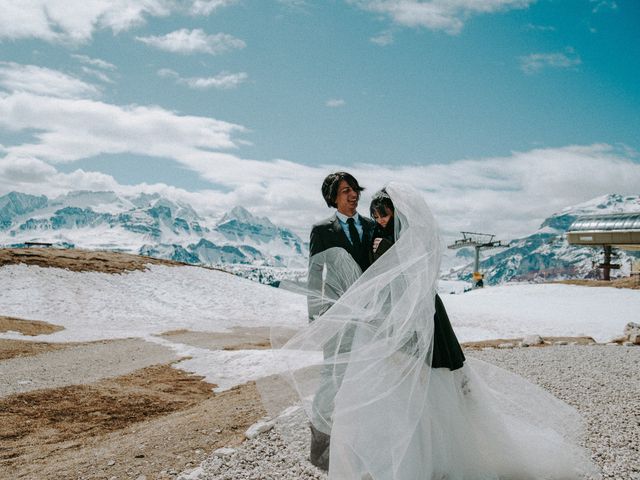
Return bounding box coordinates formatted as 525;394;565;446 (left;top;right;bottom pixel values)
0;0;639;239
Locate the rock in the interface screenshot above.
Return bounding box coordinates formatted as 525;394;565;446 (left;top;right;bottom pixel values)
245;419;275;439
107;460;116;466
630;333;640;345
521;335;544;347
212;447;236;457
177;469;204;480
498;343;515;349
623;341;634;347
606;342;619;346
554;341;568;346
610;336;627;343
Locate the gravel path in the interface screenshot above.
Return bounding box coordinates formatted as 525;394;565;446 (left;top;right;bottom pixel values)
0;338;179;397
181;345;639;480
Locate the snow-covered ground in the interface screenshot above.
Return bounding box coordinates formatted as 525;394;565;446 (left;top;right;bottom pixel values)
0;264;307;342
444;283;638;342
1;264;638;391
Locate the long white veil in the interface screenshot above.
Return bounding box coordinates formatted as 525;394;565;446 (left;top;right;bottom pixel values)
265;183;599;479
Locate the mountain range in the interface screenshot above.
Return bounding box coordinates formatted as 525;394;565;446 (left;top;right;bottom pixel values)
444;193;640;284
1;190;638;285
0;191;308;279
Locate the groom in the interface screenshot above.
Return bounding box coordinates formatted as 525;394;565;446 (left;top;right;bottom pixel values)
307;171;374;470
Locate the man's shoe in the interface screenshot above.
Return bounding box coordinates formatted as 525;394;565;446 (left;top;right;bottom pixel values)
309;424;330;471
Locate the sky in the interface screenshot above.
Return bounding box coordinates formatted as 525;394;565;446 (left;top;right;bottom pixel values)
0;0;639;241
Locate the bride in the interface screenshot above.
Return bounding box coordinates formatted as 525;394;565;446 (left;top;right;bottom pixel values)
272;183;599;480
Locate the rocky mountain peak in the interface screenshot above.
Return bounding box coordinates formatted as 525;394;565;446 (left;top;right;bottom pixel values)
0;192;48;224
219;206;274;228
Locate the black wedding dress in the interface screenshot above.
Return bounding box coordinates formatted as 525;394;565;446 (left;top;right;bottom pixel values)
371;220;465;371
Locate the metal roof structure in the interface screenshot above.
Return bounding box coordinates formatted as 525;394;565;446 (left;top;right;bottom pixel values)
567;212;640;232
566;212;640;280
567;212;640;250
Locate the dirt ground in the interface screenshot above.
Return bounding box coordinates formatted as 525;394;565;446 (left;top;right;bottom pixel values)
0;247;184;274
0;317;72;360
0;339;77;361
0;316;65;336
158;327;296;351
0;361;265;480
555;276;640;290
0;313;282;480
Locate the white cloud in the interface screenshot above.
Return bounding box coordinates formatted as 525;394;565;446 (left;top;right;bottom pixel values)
519;48;582;74
0;0;171;44
370;30;394;46
0;1;238;44
190;0;239;15
1;94;639;242
276;0;311;10
157;68;179;78
591;1;618;13
0;155;57;183
136;29;246;55
158;69;247;89
0;62;101;98
326;98;346;108
350;0;533;34
71;54;117;70
524;23;556;32
81;66;115;84
0;92;245;167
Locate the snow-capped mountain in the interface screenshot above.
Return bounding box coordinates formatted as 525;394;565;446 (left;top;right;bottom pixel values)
0;191;308;274
4;190;639;285
445;194;640;285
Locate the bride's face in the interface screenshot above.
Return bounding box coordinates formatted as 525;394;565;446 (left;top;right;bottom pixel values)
372;209;393;228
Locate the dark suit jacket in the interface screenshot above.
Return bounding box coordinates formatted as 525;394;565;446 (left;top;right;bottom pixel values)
307;213;375;320
310;213;375;268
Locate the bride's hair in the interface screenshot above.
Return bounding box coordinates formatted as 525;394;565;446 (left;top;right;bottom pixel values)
369;188;394;218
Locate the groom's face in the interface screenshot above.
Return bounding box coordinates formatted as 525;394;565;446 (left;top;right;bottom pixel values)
335;179;359;216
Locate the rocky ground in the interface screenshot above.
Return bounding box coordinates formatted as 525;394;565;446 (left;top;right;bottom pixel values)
187;345;640;480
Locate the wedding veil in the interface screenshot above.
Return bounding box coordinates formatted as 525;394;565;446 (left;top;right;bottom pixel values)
263;182;599;479
268;182;443;475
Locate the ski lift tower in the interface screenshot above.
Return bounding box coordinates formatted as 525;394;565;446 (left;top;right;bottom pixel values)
448;232;507;288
